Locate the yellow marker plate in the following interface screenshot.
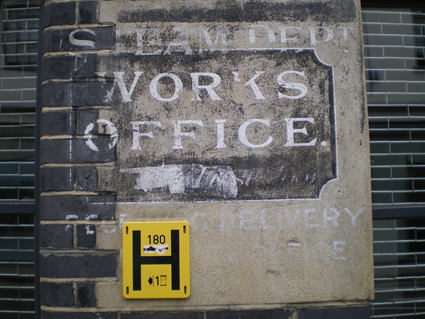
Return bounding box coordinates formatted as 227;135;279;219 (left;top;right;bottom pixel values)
122;222;190;299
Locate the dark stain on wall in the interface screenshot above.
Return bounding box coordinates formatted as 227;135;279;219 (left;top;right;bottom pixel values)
118;0;356;23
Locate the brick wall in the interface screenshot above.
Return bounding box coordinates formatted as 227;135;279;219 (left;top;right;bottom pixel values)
39;1;117;317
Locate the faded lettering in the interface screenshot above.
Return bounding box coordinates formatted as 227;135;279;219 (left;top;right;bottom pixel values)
190;73;222;101
248;25;276;44
163;28;193;55
198;27;228;54
121;164;238;198
84;119;118;151
115;24;353;53
172;120;204;150
284;118;317;147
149;73;183;102
238;119;273;148
130;121;162;150
343;208;363;225
69;29;95;48
309;27;334;46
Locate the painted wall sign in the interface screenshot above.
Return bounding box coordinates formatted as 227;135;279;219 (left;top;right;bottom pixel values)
40;0;372;311
90;49;335;202
114;25;354;54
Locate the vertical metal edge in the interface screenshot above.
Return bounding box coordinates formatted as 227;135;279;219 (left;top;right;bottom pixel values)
34;0;45;317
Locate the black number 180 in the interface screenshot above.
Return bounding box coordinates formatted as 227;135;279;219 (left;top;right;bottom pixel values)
148;234;166;244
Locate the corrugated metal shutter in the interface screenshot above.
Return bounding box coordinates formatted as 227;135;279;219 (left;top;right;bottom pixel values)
0;0;38;317
372;218;425;318
0;0;38;201
363;8;425;318
0;214;35;319
363;9;425;206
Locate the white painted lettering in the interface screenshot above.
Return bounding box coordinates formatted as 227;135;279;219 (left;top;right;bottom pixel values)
286;209;300;228
84;123;97;151
277;70;307;100
149;73;183;102
309;27;334;46
101;72;143;103
84;216;97;222
343;208;363;226
86;225;95;235
279;26;301;44
238;119;273;148
261;210;275;230
239;211;256;231
248;25;276;44
198;27;228;54
213;208;361;233
337;26;354;42
102;226;117;234
164;28;193;55
220;212;236;231
130;121;162;150
284;118;317;147
190;72;222;101
136;28;162;55
113;25;341;54
215;119;226;149
69;29;95;48
114;29;128;51
84;119;118;152
277;210;283;229
244;71;266;100
332;241;346;260
323;208;340;227
172;120;204;150
304;209;319;228
190;213;210;232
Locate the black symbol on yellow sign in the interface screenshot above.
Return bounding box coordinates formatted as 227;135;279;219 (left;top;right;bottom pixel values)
133;230;180;291
148;275;167;286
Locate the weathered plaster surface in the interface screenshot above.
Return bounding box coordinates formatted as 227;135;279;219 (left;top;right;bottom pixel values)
89;0;373;310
